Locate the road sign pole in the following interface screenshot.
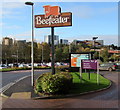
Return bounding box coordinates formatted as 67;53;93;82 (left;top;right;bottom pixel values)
80;60;82;83
97;60;99;85
51;27;55;75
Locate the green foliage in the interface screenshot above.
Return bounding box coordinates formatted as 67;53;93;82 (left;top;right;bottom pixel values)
0;66;51;72
35;72;73;95
55;47;63;62
100;48;109;62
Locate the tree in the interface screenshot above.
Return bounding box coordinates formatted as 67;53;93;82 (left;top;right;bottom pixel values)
62;46;69;62
55;47;63;62
42;42;50;63
100;48;109;62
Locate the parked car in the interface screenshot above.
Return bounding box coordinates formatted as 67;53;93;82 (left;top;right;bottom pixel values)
26;64;32;68
116;62;120;69
8;63;18;68
18;64;27;68
99;63;117;71
0;64;8;69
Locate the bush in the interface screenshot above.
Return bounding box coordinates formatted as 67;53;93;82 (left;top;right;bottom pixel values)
35;72;73;95
55;65;69;72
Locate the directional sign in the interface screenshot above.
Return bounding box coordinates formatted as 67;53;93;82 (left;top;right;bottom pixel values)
82;60;97;70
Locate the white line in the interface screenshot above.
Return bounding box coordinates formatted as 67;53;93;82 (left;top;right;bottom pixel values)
0;75;31;95
1;69;49;95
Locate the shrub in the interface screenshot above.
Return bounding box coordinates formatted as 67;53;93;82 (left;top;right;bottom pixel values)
55;65;69;72
35;72;73;95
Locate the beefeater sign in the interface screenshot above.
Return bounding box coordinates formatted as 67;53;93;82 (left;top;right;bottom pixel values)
35;5;72;28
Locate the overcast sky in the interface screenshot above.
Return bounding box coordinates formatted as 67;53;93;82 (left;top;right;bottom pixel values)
0;1;119;46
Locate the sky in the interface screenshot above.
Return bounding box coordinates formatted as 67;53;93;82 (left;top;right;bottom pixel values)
0;2;119;46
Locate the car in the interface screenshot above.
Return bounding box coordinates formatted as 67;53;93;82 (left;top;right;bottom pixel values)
8;63;18;68
0;64;8;69
18;64;27;68
26;64;32;68
116;62;120;69
99;63;117;71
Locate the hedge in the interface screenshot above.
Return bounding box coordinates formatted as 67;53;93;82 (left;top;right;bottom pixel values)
35;72;73;95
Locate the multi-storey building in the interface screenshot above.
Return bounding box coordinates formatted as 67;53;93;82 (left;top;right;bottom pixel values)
44;35;59;45
2;37;13;46
60;39;68;45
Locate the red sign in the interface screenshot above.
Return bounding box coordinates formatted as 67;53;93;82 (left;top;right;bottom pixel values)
35;5;72;28
82;60;98;70
43;5;61;18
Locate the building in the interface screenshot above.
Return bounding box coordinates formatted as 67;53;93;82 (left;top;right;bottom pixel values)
14;40;26;47
84;40;104;46
96;40;104;46
72;40;85;45
60;39;68;45
44;35;59;45
2;37;13;46
72;39;104;47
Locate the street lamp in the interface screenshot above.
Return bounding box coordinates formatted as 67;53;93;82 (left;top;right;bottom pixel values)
25;2;34;86
42;44;43;63
69;42;71;53
92;37;98;51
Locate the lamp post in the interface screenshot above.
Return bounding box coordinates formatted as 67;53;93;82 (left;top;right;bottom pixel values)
42;44;43;63
92;37;98;51
69;42;71;53
25;2;34;86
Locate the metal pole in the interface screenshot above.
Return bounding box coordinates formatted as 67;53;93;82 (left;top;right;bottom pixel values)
97;60;99;85
99;51;100;60
17;50;18;64
51;27;55;74
42;45;43;63
69;42;71;53
80;60;82;83
31;5;34;86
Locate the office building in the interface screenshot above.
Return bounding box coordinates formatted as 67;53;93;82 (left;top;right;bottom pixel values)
2;37;13;46
44;35;59;45
60;39;68;45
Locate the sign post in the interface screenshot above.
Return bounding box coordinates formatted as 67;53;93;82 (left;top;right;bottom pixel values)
97;60;99;85
35;5;72;75
82;59;99;85
79;62;82;83
51;27;55;74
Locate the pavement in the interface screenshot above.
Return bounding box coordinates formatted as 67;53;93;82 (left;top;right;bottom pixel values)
1;75;40;99
1;71;119;109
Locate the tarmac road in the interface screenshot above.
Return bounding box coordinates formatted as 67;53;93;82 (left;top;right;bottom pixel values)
2;71;119;109
0;69;51;92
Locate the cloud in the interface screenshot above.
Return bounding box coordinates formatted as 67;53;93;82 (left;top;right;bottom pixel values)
2;2;24;9
98;6;118;15
4;25;22;29
0;2;24;19
63;5;94;19
9;29;50;42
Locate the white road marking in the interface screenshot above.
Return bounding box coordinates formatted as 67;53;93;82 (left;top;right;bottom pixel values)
12;69;47;73
0;75;31;95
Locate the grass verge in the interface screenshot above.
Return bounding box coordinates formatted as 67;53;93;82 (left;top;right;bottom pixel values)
69;72;111;94
0;66;51;72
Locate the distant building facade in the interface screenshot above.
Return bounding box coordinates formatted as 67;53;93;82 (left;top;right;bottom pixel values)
72;39;104;46
2;37;13;46
14;40;26;47
44;35;59;45
60;39;68;45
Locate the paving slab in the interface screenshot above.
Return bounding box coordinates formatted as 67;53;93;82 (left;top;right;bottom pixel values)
10;92;31;99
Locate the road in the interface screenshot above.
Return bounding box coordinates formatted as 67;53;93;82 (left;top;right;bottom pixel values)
1;69;51;90
1;70;119;109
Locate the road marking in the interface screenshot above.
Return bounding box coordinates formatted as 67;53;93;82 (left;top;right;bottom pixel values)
11;69;47;73
0;75;31;95
0;69;50;96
